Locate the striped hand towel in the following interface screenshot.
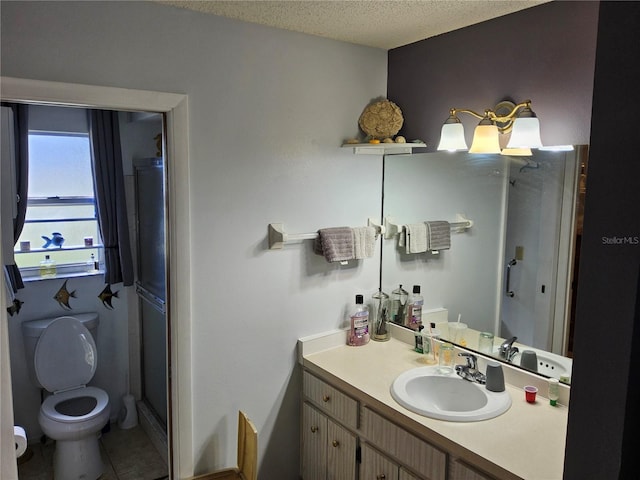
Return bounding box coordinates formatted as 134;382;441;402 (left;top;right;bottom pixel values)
426;221;451;251
314;227;354;262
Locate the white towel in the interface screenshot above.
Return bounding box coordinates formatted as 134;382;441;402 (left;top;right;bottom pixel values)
426;221;451;251
353;226;376;259
405;223;428;253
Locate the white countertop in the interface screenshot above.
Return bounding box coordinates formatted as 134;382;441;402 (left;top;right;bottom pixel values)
299;331;568;480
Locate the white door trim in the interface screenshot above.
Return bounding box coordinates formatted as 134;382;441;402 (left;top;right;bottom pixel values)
0;76;193;478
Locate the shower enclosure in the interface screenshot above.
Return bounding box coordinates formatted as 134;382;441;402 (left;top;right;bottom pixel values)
500;148;582;355
134;157;168;438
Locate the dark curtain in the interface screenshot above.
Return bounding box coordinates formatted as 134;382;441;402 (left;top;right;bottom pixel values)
2;103;28;293
88;110;134;286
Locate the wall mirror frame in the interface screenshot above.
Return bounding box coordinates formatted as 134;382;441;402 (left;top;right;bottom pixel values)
380;145;588;384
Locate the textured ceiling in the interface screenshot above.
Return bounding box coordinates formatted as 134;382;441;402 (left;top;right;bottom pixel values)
157;0;551;50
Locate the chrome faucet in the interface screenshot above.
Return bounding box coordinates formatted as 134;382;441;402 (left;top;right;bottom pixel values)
498;336;519;362
455;353;486;384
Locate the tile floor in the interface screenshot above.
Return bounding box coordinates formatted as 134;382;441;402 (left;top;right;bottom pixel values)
17;424;168;480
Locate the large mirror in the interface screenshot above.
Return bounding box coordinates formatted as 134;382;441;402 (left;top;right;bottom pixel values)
380;146;588;383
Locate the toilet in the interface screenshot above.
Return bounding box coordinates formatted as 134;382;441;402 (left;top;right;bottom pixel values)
22;313;110;480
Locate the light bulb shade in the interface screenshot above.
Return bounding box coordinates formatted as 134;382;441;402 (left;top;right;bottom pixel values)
437;123;468;151
469;124;501;154
507;117;542;149
501;147;532;157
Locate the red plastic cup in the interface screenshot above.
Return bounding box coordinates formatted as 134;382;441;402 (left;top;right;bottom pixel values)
524;385;538;403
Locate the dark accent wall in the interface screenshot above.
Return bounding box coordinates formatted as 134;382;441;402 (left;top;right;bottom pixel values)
387;1;599;150
565;2;640;479
389;1;640;478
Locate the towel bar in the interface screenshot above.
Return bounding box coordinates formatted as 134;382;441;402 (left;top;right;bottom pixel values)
268;220;384;250
383;214;474;240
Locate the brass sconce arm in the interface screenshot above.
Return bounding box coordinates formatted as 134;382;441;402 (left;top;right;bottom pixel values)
448;100;533;133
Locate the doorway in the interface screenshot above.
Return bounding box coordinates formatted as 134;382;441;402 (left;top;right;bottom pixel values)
1;76;192;479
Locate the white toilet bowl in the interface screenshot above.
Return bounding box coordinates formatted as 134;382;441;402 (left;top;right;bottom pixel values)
29;316;110;480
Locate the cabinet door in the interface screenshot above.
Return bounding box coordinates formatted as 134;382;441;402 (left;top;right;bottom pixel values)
360;443;399;480
399;468;421;480
327;417;357;480
449;458;496;480
302;403;327;480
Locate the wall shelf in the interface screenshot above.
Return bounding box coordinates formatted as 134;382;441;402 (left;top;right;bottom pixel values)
14;244;104;254
342;142;426;155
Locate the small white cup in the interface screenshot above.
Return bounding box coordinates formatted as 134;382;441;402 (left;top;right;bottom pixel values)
448;322;468;346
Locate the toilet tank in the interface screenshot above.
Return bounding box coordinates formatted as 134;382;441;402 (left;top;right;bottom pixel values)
21;312;99;389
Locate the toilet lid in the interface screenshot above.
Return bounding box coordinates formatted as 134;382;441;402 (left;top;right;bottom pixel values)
34;317;97;393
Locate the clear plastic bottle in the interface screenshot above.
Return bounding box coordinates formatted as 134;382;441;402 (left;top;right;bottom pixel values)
548;378;560;406
405;285;423;330
86;253;99;273
347;294;370;346
39;254;56;278
371;289;390;342
389;284;408;325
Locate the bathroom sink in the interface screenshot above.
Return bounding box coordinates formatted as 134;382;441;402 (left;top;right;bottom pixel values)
390;366;512;422
494;347;572;381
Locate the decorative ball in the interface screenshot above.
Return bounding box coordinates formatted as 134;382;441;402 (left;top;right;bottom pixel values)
358;100;404;139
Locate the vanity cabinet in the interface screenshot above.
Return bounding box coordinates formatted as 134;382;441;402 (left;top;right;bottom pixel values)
448;458;495;480
360;443;399;480
302;402;357;479
361;407;446;479
302;371;453;480
301;369;502;480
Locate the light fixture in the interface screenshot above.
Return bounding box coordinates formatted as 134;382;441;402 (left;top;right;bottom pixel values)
437;110;468;151
437;100;543;154
469;115;501;154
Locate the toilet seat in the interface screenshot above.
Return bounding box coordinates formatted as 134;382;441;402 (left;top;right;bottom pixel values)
40;386;109;424
34;316;97;393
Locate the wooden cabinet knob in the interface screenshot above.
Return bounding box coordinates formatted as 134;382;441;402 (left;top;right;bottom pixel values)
322;394;330;402
332;440;340;448
376;475;386;479
310;425;318;433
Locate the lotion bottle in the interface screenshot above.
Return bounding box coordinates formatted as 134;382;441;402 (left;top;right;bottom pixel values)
347;294;370;346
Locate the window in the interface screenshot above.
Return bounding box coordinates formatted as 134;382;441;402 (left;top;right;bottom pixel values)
15;132;102;277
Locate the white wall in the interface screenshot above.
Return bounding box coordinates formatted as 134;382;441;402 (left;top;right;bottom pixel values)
1;2;387;477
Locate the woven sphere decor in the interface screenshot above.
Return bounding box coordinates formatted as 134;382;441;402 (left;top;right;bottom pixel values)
358;99;404;139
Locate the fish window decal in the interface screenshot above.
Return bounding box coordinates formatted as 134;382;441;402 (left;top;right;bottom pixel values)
54;280;76;310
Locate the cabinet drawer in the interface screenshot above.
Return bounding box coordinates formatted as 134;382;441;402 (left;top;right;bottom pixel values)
361;407;446;480
303;371;359;429
449;457;496;480
399;468;421;480
360;443;399;480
